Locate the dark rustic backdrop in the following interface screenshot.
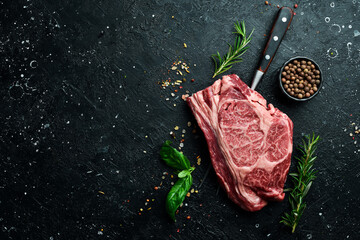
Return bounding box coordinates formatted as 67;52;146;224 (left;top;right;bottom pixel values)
1;1;359;239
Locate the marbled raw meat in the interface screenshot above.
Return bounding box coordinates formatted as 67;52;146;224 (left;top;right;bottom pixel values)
187;74;293;211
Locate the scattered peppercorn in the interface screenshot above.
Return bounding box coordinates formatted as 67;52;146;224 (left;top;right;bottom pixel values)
281;58;321;100
265;1;269;5
294;4;298;8
186;216;191;220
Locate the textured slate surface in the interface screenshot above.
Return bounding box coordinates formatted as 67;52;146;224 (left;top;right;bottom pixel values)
1;0;360;239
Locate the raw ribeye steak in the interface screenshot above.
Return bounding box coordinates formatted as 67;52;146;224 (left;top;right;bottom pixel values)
187;74;293;211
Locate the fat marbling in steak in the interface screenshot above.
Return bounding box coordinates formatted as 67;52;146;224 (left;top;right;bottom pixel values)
187;74;293;211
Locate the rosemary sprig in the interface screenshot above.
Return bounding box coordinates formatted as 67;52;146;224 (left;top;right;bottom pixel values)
212;21;254;78
281;133;320;233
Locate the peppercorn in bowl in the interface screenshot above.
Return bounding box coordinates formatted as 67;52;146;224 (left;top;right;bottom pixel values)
279;56;322;101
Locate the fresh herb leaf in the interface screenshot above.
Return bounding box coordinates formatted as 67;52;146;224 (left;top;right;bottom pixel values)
178;167;195;178
160;140;190;170
160;140;195;221
280;133;320;233
166;174;193;222
212;20;254;78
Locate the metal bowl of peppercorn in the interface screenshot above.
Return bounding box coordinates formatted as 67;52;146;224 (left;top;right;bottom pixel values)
279;56;322;101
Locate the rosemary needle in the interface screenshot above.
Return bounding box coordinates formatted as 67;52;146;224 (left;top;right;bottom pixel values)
212;21;254;78
280;133;320;233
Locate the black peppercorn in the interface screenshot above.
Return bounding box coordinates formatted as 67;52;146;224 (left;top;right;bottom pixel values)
281;58;321;100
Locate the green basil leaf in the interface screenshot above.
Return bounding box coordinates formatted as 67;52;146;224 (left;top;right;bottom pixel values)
160;140;190;170
178;170;190;178
166;174;193;222
178;167;195;178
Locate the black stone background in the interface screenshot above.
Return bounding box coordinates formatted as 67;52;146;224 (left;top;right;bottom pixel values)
1;0;360;239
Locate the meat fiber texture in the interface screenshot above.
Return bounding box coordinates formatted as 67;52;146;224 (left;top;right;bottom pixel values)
187;74;293;211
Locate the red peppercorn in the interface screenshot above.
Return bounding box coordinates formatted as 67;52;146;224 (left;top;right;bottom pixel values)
186;216;191;220
294;4;298;8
